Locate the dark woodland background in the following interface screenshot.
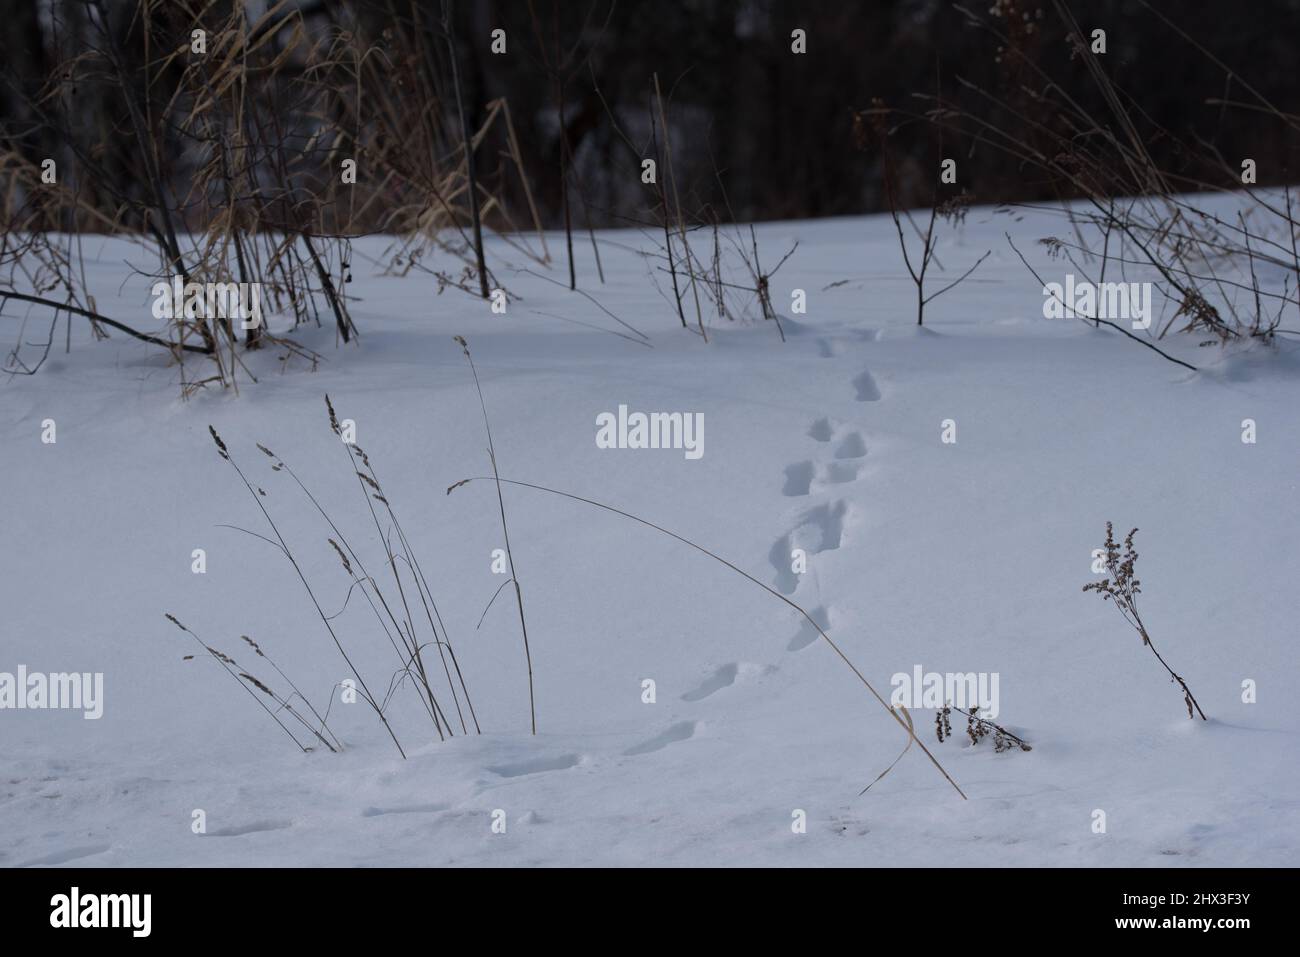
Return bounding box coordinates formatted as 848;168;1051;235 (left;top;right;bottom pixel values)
1;0;1298;234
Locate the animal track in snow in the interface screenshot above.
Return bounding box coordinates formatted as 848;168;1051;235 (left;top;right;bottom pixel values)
205;819;292;838
681;664;739;701
787;605;831;651
808;417;834;442
824;461;861;484
768;501;848;593
623;721;697;756
795;501;847;551
782;456;862;496
815;330;878;356
765;355;883;678
16;843;111;867
487;754;581;778
782;461;815;496
853;369;882;401
832;431;867;459
362;802;449;818
769;534;801;593
787;420;867;497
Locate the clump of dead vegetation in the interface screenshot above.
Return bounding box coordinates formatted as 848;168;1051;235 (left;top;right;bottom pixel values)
181;399;481;759
935;704;1032;753
0;0;521;394
857;0;1300;368
584;68;802;342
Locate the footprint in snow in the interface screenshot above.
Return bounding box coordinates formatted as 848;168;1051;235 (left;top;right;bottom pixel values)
487;754;581;778
16;843;111;867
853;369;882;401
679;663;769;702
204;819;293;838
362;802;449;818
680;664;740;702
767;499;849;591
623;721;697;756
782;461;815;497
833;431;867;459
787;605;831;652
824;460;861;484
808;417;834;442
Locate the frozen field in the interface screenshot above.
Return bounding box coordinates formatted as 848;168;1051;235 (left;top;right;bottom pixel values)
2;204;1298;866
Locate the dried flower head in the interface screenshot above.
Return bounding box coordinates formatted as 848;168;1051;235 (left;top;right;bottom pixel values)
937;192;975;227
327;538;353;576
240;672;274;695
1083;522;1206;720
208;425;229;460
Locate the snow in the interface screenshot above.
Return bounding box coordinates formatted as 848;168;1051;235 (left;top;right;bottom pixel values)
2;203;1298;866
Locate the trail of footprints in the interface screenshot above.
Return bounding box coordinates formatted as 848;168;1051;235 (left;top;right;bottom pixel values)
771;351;882;656
783;418;868;497
768;413;865;599
616;351;885;764
465;346;885;797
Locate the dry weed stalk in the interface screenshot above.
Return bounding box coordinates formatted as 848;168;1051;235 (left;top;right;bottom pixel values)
163;613;340;753
855;101;990;327
934;704;1031;753
453;336;535;734
205;423;410;756
1083;523;1207;721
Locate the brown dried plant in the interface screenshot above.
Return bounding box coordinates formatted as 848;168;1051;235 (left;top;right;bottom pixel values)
900;1;1300;366
934;704;1032;752
1083;523;1207;720
163;613;340;753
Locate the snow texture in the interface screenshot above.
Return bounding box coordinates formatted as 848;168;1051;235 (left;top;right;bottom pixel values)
2;203;1298;866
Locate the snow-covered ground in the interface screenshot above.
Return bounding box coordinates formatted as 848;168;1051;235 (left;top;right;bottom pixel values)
2;205;1298;866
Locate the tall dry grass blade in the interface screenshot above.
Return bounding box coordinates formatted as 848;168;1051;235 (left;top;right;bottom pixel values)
455;336;536;734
